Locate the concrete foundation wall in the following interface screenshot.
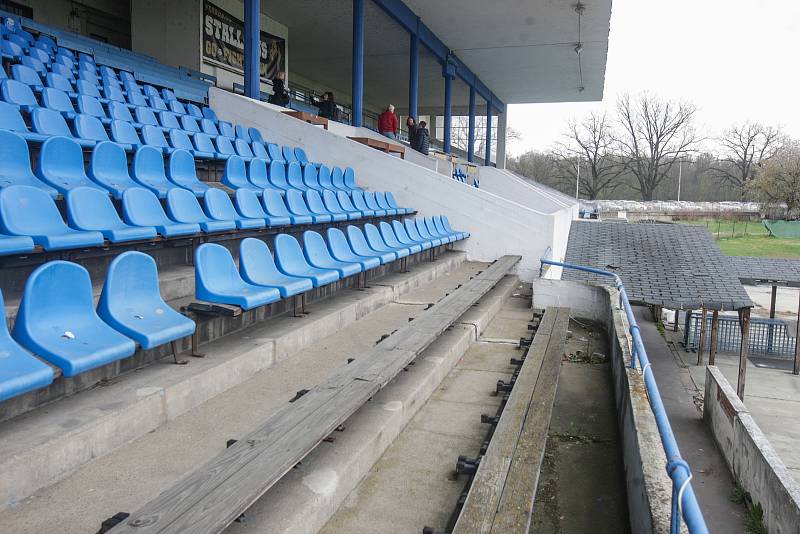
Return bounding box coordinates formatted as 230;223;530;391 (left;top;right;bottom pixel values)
210;88;567;281
704;366;800;534
535;279;674;533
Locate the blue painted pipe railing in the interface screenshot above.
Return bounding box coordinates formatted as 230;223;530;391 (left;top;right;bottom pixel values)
540;258;709;534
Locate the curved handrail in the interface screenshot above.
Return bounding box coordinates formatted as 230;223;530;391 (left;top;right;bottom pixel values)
540;258;709;534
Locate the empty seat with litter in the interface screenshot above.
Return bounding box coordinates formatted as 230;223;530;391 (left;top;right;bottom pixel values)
122;187;199;238
273;233;340;287
66;186;157;243
325;227;380;270
195;243;280;310
37;136;107;193
239;238;312;298
203;188;265;230
12;261;136;377
166;188;235;233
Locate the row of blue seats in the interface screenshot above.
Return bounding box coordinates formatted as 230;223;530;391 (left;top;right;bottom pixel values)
196;219;468;309
0;180;410;253
0;251;196;402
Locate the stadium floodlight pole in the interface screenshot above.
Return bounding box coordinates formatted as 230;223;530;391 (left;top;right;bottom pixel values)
243;0;260;100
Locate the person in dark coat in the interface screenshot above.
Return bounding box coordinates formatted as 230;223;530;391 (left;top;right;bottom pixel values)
406;116;417;148
268;71;290;107
313;92;339;121
414;120;430;155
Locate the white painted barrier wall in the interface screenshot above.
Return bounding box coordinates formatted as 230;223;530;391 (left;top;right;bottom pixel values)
210;88;572;280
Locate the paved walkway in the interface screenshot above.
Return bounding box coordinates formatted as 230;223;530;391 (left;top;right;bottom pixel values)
633;307;746;532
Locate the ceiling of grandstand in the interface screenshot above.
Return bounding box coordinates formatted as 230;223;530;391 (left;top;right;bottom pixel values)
264;0;612;115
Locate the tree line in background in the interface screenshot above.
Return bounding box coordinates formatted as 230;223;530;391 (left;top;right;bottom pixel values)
507;93;797;217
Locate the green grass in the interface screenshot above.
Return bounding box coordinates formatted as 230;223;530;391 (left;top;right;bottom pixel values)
677;219;800;258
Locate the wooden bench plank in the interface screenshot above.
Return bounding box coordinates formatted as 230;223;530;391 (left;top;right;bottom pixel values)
111;256;520;534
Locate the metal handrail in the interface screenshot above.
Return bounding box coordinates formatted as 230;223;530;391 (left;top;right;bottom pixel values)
540;259;709;534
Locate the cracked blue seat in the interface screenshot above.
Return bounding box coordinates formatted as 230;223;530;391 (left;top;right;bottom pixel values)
441;215;469;239
374;192;398;215
0;130;58;196
13;261;136;377
167;188;235;233
286;189;331;223
262;190;310;225
393;220;430;250
425;217;453;243
0;288;54;402
239;238;312;298
385;191;411;214
351;190;380;216
203;188;265;230
346;225;395;264
326;227;380;271
415;218;443;246
167;149;210;196
273;233;340;287
66;186;156;243
322;189;359;220
131;145;178;198
267;160;292;191
363;192;389;216
88;141;141;199
381;221;421;254
343;167;360;190
37;136;108;193
365;223;409;258
122;187;199;238
222;155;261;194
337;191;369;218
302;165;323;191
306;189;345;222
302;231;362;278
236;189;289;227
405;218;438;248
285;162;307;191
0;101;48;144
248;158;283;193
195;243;280;310
317;166;336;190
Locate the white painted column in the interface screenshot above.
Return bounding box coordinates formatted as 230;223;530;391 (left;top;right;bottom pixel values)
495;104;508;169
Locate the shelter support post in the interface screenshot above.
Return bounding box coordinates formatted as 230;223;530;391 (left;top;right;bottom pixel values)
243;0;260;100
673;309;679;332
697;306;707;366
484;102;492;166
351;0;365;127
443;63;454;154
708;310;719;366
768;284;777;353
408;30;419;120
467;86;476;163
737;307;751;400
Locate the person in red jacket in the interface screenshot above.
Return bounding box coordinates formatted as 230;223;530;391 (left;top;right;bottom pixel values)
377;104;399;139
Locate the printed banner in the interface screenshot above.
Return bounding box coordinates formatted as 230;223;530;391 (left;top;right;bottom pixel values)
203;1;285;80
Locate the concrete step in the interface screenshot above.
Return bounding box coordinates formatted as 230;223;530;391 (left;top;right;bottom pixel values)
0;251;469;511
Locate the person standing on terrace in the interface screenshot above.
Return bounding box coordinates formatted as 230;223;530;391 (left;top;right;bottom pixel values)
378;104;399;139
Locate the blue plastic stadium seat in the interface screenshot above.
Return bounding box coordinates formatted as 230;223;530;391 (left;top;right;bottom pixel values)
343;167;359;189
415;218;443;246
167;149;210;196
142;85;159;98
107;100;136;124
204;188;264;229
45;72;74;94
135;106;160;127
222;155;261;194
0;130;58;196
21;55;47;77
266;143;284;163
131;145;178;198
79;69;100;86
235;189;289;227
234;125;251;142
374;192;398;215
200;118;219;136
168;99;186;115
363;192;389;216
425;217;452;243
234;138;255;159
158;111;180;130
122;187;199;238
306;190;345;221
248;158;282;193
110;119;143;148
294;147;309;165
302;231;362;278
251;143;269;160
168;128;199;154
12;64;43;90
302;165;323;191
262;190;310;225
317;166;336;190
380;221;421;254
286;189;331;223
0;233;34;255
218;121;235;138
346;225;395;264
180;115;200;133
195;243;280;310
405;218;438;248
285;162;307;191
273;234;340;287
214;135;239;159
2;79;39;111
442;215;469;239
336;191;368;218
431;216;458;241
325;227;380;271
393;220;431;250
76;80;106;104
126;86;147;107
248;127;264;144
12;261;136;377
365;223;409;258
239;238;312;298
148;94;168;111
322;190;359;220
267;160;292;191
281;146;297;163
351;190;378;217
201;106;217;122
161;88;176;101
37;136;108;193
331;167;348;190
385;191;411;214
66;186;156;243
192;132;218;156
0;39;23;61
141;124;174;154
76;95;109;124
88;141;141;198
52;62;75;81
73;113;115;145
0;185;105;250
0;288;54;401
102;85;126;104
32;108;94;148
167;188;235;233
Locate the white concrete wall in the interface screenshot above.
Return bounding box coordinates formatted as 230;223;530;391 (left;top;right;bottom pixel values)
704;366;800;534
210;88;569;281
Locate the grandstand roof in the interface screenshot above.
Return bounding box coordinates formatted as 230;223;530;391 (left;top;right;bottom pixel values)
563;221;754;311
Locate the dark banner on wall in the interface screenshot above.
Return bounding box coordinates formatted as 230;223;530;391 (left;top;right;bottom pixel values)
202;1;285;80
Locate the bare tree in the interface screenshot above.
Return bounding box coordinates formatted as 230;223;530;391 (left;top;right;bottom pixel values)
615;93;700;200
507;151;560;187
710;122;784;199
749;140;800;219
551;113;625;200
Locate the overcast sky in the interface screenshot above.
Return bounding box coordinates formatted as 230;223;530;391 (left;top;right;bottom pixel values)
506;0;800;156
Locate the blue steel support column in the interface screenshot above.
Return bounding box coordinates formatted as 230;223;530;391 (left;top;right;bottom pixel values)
243;0;260;99
351;0;365;127
443;75;452;154
467;86;476;162
409;30;419;119
485;100;493;166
